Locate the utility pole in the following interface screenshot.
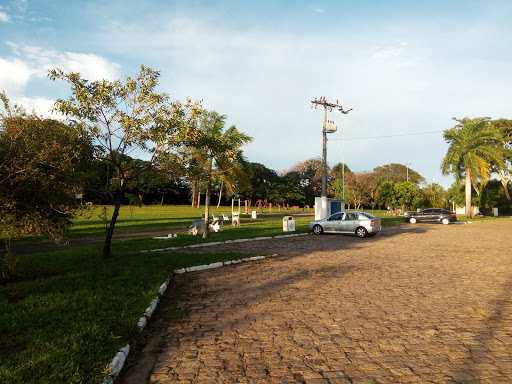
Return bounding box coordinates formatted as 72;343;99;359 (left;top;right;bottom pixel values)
311;97;352;218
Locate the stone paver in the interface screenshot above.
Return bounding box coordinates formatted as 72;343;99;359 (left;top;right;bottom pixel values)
143;220;512;383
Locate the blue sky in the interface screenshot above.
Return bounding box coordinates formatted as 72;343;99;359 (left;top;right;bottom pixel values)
1;0;512;188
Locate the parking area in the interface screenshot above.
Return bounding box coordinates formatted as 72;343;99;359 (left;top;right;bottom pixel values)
123;219;512;383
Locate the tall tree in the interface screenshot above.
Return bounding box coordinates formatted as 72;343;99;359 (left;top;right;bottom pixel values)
0;93;93;270
269;172;306;207
490;119;512;201
243;162;280;206
421;182;448;208
214;160;252;208
441;117;504;218
333;171;376;210
375;181;396;210
373;163;425;185
393;181;420;211
287;158;324;206
184;111;252;238
49;65;203;257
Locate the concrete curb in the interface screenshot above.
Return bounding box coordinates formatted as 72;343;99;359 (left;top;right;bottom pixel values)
103;344;130;384
141;232;309;254
103;233;304;383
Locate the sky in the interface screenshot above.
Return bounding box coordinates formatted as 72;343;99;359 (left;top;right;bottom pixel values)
1;0;512;189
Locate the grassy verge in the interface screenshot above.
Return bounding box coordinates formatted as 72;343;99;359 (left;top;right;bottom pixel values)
18;205;314;242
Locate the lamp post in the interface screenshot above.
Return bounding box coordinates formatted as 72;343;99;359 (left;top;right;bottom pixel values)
404;162;411;182
311;97;352;218
342;113;346;200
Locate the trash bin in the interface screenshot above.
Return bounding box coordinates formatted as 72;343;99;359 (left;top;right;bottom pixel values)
283;216;295;232
493;207;499;217
251;211;257;219
232;213;240;226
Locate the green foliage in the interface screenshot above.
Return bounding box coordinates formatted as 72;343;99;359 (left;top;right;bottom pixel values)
48;65;203;257
375;181;419;210
393;181;420;209
373;163;425;185
376;181;395;209
244;163;280;202
442;117;505;217
178;111;252;237
331;162;352;178
286;157;323;206
0;93;94;273
270;172;307;205
442;118;503;187
479;180;511;213
419;182;449;209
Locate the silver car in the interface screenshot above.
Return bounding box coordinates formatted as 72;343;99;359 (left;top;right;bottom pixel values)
309;211;382;238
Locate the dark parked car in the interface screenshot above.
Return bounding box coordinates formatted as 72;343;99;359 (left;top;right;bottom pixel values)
404;208;457;225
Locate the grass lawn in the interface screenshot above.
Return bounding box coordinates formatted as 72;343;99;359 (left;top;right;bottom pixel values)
1;205;475;383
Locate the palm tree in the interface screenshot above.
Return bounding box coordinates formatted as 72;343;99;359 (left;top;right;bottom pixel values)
187;111;252;237
441;117;503;218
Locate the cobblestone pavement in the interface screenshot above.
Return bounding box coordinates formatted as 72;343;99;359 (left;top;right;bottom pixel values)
146;219;512;383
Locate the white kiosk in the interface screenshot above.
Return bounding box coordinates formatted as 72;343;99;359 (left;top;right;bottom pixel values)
314;197;345;220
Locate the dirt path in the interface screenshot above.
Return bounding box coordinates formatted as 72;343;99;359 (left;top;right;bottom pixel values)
118;219;512;383
10;212;315;255
8;226;189;255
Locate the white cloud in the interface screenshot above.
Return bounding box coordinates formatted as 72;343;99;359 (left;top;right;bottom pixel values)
0;43;120;116
12;0;28;13
311;7;324;15
372;42;407;59
370;41;415;68
0;57;31;92
16;96;58;117
6;43;121;81
0;11;9;22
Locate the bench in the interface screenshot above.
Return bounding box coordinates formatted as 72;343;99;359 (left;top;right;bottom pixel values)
188;219;205;236
210;214;223;232
210;215;224;232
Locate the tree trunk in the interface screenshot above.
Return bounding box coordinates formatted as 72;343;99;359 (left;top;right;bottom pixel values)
196;190;201;209
496;174;512;201
203;179;211;238
465;167;472;218
103;198;122;258
191;180;199;208
160;195;165;206
503;181;511;201
217;181;223;209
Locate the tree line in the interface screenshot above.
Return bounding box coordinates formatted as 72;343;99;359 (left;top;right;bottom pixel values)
2;65;511;265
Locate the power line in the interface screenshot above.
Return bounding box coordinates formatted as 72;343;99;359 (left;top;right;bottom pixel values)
329;130;444;141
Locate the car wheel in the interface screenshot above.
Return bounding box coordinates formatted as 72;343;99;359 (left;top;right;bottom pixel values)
355;227;368;238
312;224;323;235
442;217;450;225
409;217;417;224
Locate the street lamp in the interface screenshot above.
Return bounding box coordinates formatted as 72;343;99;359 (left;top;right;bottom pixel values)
404;162;411;182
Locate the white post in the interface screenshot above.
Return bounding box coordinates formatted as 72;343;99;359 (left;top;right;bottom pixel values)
321;195;328;219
